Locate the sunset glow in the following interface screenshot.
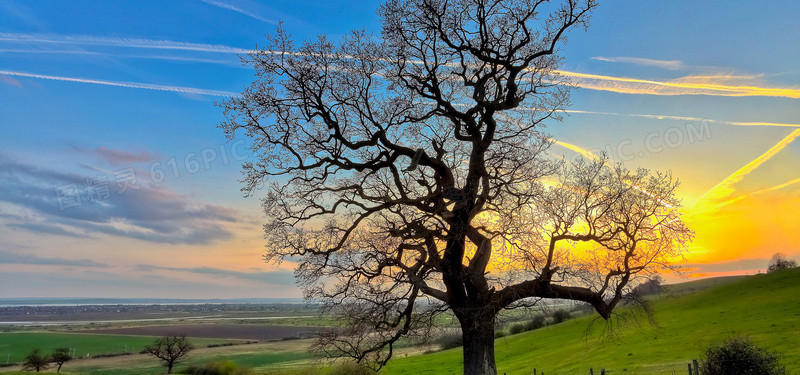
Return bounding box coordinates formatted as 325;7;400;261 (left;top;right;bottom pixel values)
1;0;798;298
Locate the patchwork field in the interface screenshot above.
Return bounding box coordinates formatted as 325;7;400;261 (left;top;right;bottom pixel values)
76;324;317;341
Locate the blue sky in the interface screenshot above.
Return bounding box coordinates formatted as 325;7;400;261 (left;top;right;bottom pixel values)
1;0;799;298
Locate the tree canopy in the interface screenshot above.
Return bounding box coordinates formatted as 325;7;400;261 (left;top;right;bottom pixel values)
220;0;692;373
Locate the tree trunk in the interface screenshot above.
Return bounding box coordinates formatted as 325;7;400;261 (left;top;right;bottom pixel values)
460;314;498;375
167;361;173;374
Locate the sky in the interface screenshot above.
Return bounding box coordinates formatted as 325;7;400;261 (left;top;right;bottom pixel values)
1;0;799;299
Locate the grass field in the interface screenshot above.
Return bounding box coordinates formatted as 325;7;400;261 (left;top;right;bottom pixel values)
0;332;234;364
381;268;800;374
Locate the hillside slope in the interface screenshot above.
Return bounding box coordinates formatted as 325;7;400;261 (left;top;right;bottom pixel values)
384;268;800;374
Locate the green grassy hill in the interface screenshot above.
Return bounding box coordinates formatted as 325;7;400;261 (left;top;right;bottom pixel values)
383;268;800;375
662;275;747;295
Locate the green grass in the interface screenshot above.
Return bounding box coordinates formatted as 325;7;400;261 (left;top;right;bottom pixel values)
382;268;800;374
662;275;747;295
0;332;232;364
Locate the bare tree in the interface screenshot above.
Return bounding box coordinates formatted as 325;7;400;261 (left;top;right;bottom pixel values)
767;253;797;273
220;0;692;374
22;349;49;372
144;335;193;374
51;347;72;373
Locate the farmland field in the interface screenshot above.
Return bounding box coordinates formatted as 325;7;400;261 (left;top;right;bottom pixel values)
76;324;317;341
2;270;798;374
0;332;234;363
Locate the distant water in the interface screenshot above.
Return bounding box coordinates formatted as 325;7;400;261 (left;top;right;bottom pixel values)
0;297;305;306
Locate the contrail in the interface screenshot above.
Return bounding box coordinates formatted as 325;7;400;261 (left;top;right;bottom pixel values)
4;33;799;99
690;175;800;217
563;109;800;128
199;0;277;24
0;33;253;54
692;128;800;215
556;70;800;99
0;70;240;97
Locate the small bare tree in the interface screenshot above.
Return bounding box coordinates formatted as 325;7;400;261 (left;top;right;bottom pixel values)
22;349;49;373
144;335;193;374
51;347;72;373
220;0;692;374
767;253;797;273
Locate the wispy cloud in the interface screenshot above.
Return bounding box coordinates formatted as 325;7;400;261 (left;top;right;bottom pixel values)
692;129;800;215
0;70;239;97
0;153;239;245
689;258;768;274
0;250;106;267
6;222;89;238
136;264;296;285
72;146;160;166
199;0;276;24
592;56;684;70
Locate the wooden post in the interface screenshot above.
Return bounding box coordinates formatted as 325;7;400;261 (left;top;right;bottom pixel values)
693;359;699;375
590;368;594;375
601;369;605;375
688;363;693;375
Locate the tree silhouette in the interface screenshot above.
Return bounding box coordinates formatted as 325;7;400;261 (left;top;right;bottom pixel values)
220;0;692;373
767;253;797;273
51;347;72;373
22;349;49;373
144;335;193;374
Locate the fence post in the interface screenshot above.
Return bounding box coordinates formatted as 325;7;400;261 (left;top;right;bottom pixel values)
693;359;699;375
601;369;605;375
688;363;693;375
590;368;593;375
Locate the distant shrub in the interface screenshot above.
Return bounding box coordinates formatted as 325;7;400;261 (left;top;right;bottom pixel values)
185;360;254;375
509;323;526;335
631;276;664;296
700;336;785;375
494;330;507;338
767;253;797;273
437;332;463;350
328;362;374;375
526;315;546;330
551;309;570;324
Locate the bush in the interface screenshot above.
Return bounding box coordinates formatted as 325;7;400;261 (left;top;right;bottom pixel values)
767;253;797;273
328;362;374;375
509;323;526;335
185;360;254;375
551;309;570;324
700;336;785;375
526;315;546;330
436;332;463;350
494;330;507;338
